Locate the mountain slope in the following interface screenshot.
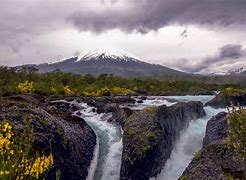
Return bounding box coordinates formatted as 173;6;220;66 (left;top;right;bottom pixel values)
23;49;186;77
208;66;246;76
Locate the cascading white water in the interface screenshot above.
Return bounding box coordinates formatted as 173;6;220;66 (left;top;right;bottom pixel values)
153;106;227;180
78;98;176;180
122;96;176;110
86;137;99;180
78;103;123;180
76;95;225;180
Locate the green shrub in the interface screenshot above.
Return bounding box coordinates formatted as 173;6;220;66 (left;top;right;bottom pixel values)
40;119;49;126
0;65;244;97
194;150;202;161
180;175;188;180
228;106;246;159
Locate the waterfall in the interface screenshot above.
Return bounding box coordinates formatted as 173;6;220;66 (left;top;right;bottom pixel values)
79;95;224;180
153;106;227;180
86;137;99;180
78;103;123;180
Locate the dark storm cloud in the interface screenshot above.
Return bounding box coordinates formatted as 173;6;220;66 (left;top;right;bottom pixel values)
219;44;243;59
177;44;246;73
68;0;246;33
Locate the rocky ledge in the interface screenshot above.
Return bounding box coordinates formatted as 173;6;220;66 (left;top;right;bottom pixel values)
120;101;206;180
205;92;246;108
0;95;96;180
181;112;246;180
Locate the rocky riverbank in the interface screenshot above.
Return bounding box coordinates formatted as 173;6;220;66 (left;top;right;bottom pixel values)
181;112;246;180
120;101;206;180
2;93;242;180
0;95;96;180
205;92;246;108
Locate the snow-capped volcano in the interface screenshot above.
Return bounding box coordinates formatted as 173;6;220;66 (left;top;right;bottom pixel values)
20;49;185;77
77;49;141;62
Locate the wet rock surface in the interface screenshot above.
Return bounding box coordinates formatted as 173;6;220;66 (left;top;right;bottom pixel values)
120;101;206;180
205;93;246;108
181;112;246;180
79;96;135;126
0;95;96;180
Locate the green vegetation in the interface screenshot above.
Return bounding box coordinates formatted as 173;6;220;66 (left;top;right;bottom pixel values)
228;174;234;180
55;127;64;136
228;106;246;159
40;119;49;126
2;66;245;97
124;109;161;157
224;87;246;96
194;150;202;161
146;131;155;139
180;175;188;180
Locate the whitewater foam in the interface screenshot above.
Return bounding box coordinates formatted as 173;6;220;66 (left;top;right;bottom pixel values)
86;136;99;180
153;106;227;180
79;103;123;180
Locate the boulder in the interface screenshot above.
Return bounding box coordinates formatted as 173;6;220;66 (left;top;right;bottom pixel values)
120;101;206;180
136;99;144;103
0;96;96;180
205;92;246;108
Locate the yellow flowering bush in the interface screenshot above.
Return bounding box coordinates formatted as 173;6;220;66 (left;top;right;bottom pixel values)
0;121;54;179
63;85;74;95
83;91;100;97
17;81;34;94
82;86;133;96
111;86;133;95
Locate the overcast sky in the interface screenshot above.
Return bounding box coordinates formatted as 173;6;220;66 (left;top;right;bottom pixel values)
1;0;246;73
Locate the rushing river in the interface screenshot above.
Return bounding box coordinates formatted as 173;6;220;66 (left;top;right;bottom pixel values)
76;95;227;180
78;103;123;180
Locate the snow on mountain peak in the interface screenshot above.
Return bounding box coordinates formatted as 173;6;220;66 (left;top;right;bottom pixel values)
208;66;246;75
77;49;142;62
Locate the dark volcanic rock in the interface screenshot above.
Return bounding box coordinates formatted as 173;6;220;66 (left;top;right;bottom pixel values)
181;112;246;180
0;96;96;180
202;112;228;147
205;92;246;108
80;96;134;126
136;99;144;103
99;103;133;127
120;101;206;180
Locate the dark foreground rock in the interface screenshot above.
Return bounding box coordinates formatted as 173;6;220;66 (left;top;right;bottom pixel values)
120;101;206;180
181;112;246;180
205;92;246;108
0;95;96;180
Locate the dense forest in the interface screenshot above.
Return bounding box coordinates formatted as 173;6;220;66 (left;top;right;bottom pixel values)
0;66;246;97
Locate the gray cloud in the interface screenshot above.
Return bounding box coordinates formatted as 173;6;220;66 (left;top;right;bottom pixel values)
176;44;246;73
68;0;246;33
0;0;246;72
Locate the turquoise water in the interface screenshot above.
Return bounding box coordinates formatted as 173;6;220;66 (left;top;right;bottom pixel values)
76;95;225;180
